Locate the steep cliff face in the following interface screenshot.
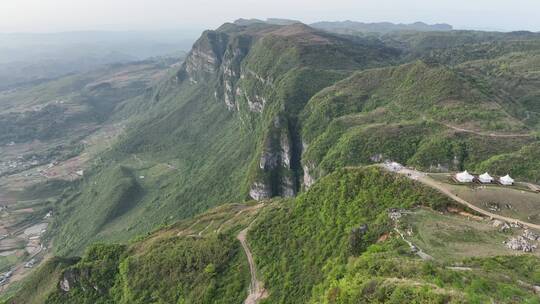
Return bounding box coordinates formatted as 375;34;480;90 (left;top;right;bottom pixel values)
216;35;254;110
177;25;270;112
249;116;297;199
174;22;400;201
178;30;229;84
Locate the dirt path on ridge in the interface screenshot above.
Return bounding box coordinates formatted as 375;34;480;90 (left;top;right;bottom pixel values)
395;167;540;230
442;123;533;138
237;226;268;304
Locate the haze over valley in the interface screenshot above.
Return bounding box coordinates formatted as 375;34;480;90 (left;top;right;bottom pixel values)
1;2;540;303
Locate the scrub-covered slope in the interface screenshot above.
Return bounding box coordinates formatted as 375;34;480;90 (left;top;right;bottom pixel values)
7;168;540;304
50;22;401;255
4;21;540;304
248;167;540;303
299;60;539;185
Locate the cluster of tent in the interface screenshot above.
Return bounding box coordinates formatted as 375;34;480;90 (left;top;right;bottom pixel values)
455;170;514;185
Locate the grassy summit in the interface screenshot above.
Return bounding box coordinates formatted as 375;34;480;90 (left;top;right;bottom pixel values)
3;21;540;303
6;168;540;304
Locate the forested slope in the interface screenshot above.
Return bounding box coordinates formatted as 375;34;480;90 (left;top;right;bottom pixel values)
5;21;540;303
7;168;540;304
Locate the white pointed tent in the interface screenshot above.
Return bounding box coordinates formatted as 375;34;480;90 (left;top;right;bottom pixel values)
455;170;474;183
500;174;514;185
479;172;493;183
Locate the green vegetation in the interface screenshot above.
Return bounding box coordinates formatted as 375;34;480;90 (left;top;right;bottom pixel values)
43;236;247;304
248;167;540;303
48;21;403;255
308;242;540;304
6;168;540;303
4;257;79;304
249;167;452;303
479;142;540;183
438;181;540;225
5;22;540;303
401;208;520;261
5;214;250;304
42;22;540;260
299;60;539;182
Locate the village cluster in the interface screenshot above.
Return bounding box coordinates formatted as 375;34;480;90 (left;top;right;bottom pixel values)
0;154;84;180
0;155;44;177
455;170;514;185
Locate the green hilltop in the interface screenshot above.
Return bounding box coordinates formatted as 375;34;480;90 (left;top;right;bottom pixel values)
7;168;540;303
3;21;540;303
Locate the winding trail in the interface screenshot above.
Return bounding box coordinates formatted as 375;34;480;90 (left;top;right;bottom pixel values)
394;227;433;260
216;210;246;234
395;167;540;230
198;220;213;236
442;123;533;138
237;226;268;304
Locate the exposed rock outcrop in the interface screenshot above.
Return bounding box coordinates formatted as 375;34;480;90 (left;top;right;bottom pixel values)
216;35;253;110
250;116;299;200
179;30;229;84
60;278;70;292
504;236;537;252
281;175;296;197
303;163;315;189
249;182;272;201
259;151;279;170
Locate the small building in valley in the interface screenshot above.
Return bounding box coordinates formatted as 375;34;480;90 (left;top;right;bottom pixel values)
455;170;474;183
479;172;494;184
500;174;514;186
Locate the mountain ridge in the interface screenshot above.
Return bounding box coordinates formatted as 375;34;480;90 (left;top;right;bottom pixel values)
2;20;540;303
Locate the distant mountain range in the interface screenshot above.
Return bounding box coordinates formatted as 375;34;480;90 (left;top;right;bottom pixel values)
234;18;453;33
4;19;540;304
0;30;198;90
0;21;456;91
311;20;453;33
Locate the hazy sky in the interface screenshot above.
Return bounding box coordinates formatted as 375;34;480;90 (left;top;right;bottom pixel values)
1;0;539;33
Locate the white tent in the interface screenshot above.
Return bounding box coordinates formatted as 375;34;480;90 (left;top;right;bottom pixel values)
456;170;475;183
500;174;514;186
479;172;493;183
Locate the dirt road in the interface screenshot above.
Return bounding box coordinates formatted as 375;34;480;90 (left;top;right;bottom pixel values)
443;123;533;138
237;227;268;304
395;167;540;230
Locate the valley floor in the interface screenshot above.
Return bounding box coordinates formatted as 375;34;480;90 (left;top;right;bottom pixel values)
0;122;125;291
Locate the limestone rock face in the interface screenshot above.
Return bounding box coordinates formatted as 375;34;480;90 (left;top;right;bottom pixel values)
60;278;70;292
249;182;272;201
249;116;299;200
280;131;291;168
246;94;267;113
179;30;229;84
178;28;263;112
59;269;77;292
216;36;253;110
281;175;296;198
177;26;282;114
259;151;279;170
303;164;315;189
